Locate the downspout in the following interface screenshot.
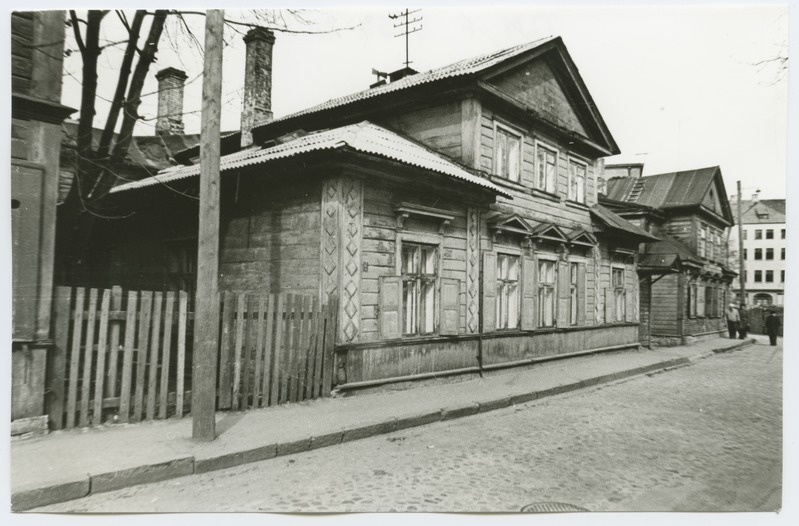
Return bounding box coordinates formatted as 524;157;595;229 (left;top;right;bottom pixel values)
476;210;484;378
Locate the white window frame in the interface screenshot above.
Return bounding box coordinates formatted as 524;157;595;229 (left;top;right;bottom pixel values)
568;157;588;204
493;121;523;183
534;140;559;195
568;256;587;326
495;249;522;330
395;231;443;337
611;264;626;323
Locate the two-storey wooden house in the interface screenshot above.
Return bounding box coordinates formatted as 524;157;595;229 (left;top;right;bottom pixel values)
80;32;655;391
602;165;736;347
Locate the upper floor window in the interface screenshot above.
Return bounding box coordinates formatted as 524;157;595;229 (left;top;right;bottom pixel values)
535;142;557;194
781;270;785;282
766;270;774;283
743;230;748;240
494;124;522;182
766;229;774;239
496;254;520;330
401;243;437;335
568;160;587;203
781;228;786;239
698;225;707;258
766;248;774;260
781;248;786;260
755;248;763;260
755;270;763;282
537;259;556;327
743;248;748;260
611;267;626;322
755;229;763;240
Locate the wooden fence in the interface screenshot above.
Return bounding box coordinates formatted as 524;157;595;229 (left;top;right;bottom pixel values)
46;287;338;430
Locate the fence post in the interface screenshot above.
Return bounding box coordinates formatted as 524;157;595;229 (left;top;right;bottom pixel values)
46;287;72;430
321;295;339;396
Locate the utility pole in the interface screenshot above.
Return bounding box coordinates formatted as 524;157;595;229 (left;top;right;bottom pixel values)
737;180;746;306
192;9;224;442
389;9;422;68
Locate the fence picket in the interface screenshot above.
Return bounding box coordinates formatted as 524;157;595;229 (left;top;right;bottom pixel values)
78;288;98;427
158;292;175;419
65;287;85;429
106;286;123;399
321;296;339;397
146;292;163;420
242;294;256;408
175;291;188;417
282;294;295;404
218;291;234;409
304;297;320;400
119;291;138;423
261;294;276;407
270;294;284;406
92;289;111;425
296;296;311;401
47;287;72;430
232;293;246;410
133;291;153;423
253;295;266;407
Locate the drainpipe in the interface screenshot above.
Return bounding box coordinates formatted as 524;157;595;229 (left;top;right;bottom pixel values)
476;210;484;377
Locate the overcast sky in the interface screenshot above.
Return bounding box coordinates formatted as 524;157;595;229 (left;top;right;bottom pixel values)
58;3;789;200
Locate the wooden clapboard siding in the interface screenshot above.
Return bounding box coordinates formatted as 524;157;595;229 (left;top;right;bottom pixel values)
360;183;470;342
662;215;695;249
650;274;680;336
378;101;463;162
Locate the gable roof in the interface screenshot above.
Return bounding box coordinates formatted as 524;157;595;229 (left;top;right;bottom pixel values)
605;166;733;224
111;121;511;198
730;199;786;224
175;36;619;162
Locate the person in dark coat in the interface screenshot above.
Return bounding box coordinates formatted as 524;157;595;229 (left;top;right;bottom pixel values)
765;310;781;346
737;303;749;339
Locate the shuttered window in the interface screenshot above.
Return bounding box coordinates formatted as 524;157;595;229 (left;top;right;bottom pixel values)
612;267;626;322
538;259;556;327
696;284;706;316
569;263;581;325
401;243;437;335
496;254;520;330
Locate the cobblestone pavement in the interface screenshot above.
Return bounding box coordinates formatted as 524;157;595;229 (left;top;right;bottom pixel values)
37;340;782;513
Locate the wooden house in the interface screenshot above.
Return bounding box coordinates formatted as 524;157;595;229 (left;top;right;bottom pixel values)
79;31;656;391
11;11;75;429
602;165;736;347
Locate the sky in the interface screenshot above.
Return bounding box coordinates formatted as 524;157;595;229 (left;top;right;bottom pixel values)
58;2;790;200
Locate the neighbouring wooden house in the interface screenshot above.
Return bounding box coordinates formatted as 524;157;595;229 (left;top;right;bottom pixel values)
77;30;656;392
11;11;75;430
602;164;736;347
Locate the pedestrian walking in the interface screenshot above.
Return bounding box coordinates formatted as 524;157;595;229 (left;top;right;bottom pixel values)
765;310;781;346
737;303;749;339
725;304;739;339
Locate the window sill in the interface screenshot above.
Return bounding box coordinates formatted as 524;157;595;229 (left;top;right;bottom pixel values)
489;175;528;193
530;188;561;202
565;200;589;211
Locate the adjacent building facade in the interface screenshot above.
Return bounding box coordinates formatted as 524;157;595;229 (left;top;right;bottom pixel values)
603;164;736;347
728;198;786;306
75;32;655;390
11;11;74;426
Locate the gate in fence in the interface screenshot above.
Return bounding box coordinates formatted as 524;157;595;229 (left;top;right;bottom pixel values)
46;286;339;430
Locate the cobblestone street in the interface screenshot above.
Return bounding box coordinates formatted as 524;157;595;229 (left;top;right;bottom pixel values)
37;339;782;513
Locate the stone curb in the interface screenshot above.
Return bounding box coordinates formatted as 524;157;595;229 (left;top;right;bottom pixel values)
13;346;752;512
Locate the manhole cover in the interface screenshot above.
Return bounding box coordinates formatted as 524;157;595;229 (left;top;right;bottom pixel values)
520;502;589;513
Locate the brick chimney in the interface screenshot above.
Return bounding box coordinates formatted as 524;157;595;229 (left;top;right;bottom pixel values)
155;67;188;136
241;27;276;148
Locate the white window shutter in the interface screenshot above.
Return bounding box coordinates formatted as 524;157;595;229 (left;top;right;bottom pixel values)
521;256;537;330
482;252;497;332
440;278;461;336
379;276;403;340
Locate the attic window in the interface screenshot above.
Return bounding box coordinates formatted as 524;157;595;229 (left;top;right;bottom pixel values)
756;210;769;219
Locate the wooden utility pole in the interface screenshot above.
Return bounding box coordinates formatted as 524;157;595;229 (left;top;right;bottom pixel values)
737;180;746;306
192;9;224;442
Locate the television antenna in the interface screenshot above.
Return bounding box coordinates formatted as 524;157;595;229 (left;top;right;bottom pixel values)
389;9;423;68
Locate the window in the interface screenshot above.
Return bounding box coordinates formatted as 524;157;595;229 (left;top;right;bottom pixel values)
537;259;556;327
755;248;763;260
755;229;763;240
766;270;774;283
743;271;747;283
495;254;520;330
754;270;763;283
743;230;748;240
781;248;785;260
696;283;705;317
781;270;785;283
568;160;587;203
766;248;774;260
743;249;748;260
708;229;715;261
781;229;786;239
535;143;557;194
569;262;579;325
495;125;522;182
401;243;437;335
766;229;774;239
612;267;626;323
699;225;707;258
704;286;714;317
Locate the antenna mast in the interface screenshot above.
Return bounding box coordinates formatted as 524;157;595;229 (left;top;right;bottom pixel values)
389;8;423;68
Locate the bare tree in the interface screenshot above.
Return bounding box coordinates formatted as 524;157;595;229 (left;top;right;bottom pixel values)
58;9;357;275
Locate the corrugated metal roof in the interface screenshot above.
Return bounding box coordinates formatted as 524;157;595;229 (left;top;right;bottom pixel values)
605;167;719;210
268;36;557;126
110;121;511;198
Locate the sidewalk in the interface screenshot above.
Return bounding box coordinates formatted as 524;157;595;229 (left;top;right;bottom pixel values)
11;337;754;511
